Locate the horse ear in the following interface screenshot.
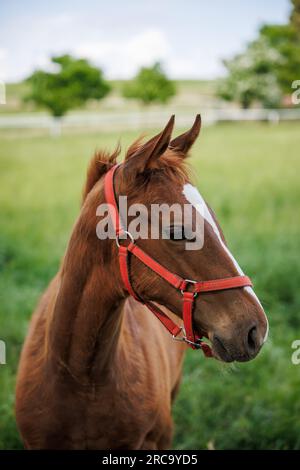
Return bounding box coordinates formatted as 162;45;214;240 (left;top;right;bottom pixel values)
123;115;175;179
169;114;201;155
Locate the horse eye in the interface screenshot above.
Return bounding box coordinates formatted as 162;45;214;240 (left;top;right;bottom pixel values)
167;225;186;241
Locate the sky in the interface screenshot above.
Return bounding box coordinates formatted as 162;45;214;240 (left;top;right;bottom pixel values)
0;0;291;82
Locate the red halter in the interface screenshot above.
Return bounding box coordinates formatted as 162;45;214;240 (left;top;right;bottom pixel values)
104;164;252;357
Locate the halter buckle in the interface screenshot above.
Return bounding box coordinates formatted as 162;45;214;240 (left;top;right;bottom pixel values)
181;279;198;297
116;231;135;248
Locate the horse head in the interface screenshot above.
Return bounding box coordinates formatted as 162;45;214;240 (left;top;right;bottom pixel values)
92;115;268;362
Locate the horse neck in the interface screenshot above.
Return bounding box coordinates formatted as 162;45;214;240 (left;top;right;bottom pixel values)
47;184;125;383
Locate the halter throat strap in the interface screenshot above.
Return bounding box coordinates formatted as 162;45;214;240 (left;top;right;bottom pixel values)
104;164;252;356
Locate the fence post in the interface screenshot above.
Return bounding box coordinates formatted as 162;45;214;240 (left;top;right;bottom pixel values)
0;340;6;365
50;117;62;137
0;80;6;105
267;110;280;124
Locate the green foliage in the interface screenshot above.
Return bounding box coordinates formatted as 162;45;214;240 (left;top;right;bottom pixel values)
218;37;283;108
122;62;176;105
260;24;300;95
0;123;300;449
259;0;300;96
25;55;111;116
219;0;300;107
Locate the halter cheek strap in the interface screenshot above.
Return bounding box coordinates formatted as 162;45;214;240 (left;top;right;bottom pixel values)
104;164;253;356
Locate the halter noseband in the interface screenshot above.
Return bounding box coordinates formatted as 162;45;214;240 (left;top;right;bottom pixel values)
104;164;252;357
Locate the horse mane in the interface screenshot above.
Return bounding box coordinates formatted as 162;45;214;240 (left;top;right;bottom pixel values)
82;145;121;203
82;136;190;203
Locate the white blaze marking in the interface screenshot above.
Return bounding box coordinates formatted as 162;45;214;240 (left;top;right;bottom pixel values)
183;183;269;342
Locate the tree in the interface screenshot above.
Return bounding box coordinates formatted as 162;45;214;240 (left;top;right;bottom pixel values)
25;55;111;117
260;7;300;96
122;62;176;106
218;0;300;108
290;0;300;35
218;37;283;108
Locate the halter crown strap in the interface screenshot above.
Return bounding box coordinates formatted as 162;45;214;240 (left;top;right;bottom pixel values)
103;164;252;356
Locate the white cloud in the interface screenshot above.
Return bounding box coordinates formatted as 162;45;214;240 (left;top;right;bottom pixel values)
75;29;170;78
34;54;59;73
0;1;290;82
46;13;74;27
167;57;202;79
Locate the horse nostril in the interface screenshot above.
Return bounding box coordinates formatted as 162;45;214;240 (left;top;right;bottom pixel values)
247;325;257;354
213;335;234;362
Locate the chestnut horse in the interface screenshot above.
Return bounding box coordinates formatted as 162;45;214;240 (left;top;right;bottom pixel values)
15;116;268;449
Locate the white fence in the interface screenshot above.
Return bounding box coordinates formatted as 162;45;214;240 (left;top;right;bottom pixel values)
0;108;299;134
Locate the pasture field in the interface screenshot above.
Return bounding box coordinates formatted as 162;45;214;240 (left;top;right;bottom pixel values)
0;122;300;449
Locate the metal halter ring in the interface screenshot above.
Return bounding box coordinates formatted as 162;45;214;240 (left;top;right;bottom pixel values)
116;230;135;248
172;326;186;342
172;327;202;349
181;279;198;297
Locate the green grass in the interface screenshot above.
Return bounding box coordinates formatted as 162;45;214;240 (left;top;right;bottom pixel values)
0;122;300;449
